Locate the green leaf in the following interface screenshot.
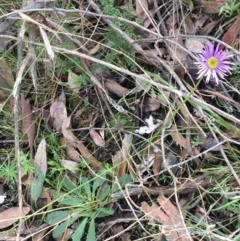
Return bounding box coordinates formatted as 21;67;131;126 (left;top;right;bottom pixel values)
58;196;84;206
45;211;69;225
96;208;114;217
86;218;95;241
62;176;79;195
92;172;106;197
80;177;91;200
77;211;95;218
99;184;110;201
72;218;88;241
52;216;79;238
31;174;44;202
112;174;132;192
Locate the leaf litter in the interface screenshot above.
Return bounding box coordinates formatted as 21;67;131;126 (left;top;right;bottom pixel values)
0;0;240;240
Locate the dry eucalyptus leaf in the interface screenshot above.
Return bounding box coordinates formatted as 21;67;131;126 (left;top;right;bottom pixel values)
199;20;220;35
199;136;225;151
62;116;78;144
168;28;188;62
143;97;161;112
60;137;80;162
141;194;191;241
152;152;163;180
89;42;102;55
185;38;204;53
220;16;240;50
34;138;47;176
21;95;36;159
112;134;132;178
89;129;105;147
50;92;67;131
105;79;131;97
77;141;103;170
61;117;103;170
0;207;30;229
135;0;151;28
60;160;79;175
56;229;73;241
170;124;187;149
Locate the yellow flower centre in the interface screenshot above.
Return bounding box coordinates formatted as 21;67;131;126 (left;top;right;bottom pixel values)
207;57;218;69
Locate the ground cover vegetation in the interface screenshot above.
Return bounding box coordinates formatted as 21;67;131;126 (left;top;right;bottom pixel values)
0;0;240;240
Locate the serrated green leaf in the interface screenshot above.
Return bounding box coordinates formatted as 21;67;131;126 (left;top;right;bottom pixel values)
92;172;106;197
96;208;114;217
99;185;110;201
31;174;44;201
72;218;88;241
62;176;78;193
45;211;69;225
86;218;95;241
52;215;79;238
112;174;132;192
80;177;91;200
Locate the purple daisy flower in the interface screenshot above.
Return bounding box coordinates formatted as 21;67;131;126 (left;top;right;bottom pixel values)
195;44;233;85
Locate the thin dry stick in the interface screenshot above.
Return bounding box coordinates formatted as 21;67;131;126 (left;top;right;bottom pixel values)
0;0;54;34
15;18;27;241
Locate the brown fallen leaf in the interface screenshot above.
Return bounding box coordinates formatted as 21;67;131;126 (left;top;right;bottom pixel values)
62;116;78;144
152;152;163;181
112;134;132;178
199;20;221;35
21;95;36;159
185;38;204;53
60;137;80;162
60;160;79;174
168;28;188;62
32;226;49;241
89;129;105;147
56;229;73;241
0;207;30;229
135;0;151;28
199;135;226;151
34;138;47;176
77;141;103;171
220;16;240;50
141;194;191;241
143;97;161;112
105;79;131;97
61;116;103;170
170;124;187;149
50;91;67;131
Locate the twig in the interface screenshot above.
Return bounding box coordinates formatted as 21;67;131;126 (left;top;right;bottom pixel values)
15;18;26;241
0;0;55;34
111;170;227;199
